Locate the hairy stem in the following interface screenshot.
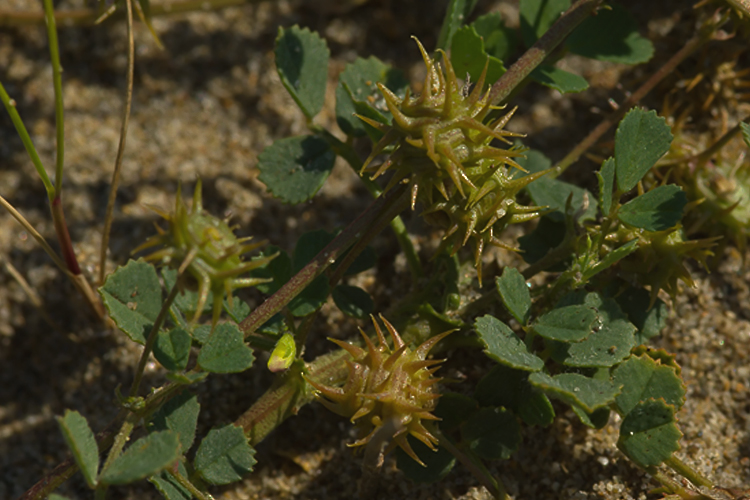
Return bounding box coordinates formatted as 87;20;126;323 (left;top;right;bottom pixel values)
313;125;423;280
239;184;408;338
488;0;603;107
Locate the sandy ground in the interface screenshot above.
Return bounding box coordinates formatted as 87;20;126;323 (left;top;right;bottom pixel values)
0;0;748;499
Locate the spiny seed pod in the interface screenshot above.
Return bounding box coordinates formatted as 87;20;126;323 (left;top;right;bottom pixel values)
306;315;453;466
133;180;276;327
358;38;548;282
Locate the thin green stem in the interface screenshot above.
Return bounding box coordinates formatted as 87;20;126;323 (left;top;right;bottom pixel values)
665;455;713;489
99;0;135;284
167;467;213;500
0;82;55;199
95;417;136;499
488;0;603;107
43;0;64;196
129;275;182;398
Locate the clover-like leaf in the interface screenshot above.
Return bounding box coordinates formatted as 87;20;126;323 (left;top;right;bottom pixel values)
566;3;654;64
450;25;506;86
528;372;620;413
525;173;597;223
57;410;99;487
548;294;637;368
437;0;480;50
520;0;570;46
572;404;611;429
197;323;254;374
99;259;162;345
100;431;181;485
257;135;336;204
332;284;373;319
475;364;554;427
149;392;200;453
194;424;256;485
617;399;682;467
496;267;531;326
461;407;521;460
530;64;588;94
618;185;687;231
275;25;329;119
471;12;518;62
615;286;668;344
612;354;686;416
531;304;597;342
615;108;673;192
154;328;191;372
475;315;544;371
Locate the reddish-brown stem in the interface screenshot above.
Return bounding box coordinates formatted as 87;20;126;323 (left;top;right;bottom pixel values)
488;0;604;107
239;184;408;339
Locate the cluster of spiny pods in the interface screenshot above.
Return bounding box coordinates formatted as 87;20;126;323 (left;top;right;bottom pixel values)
359;38;549;283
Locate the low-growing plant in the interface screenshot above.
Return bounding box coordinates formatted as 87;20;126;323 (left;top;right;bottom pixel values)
2;0;749;499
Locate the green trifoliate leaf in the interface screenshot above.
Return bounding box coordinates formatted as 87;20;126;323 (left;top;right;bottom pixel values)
396;437;456;482
99;259;162;345
268;332;296;373
336;56;408;139
437;0;480;50
194;424;256;485
475;364;554;427
275;25;329;119
496;267;531;326
566;3;654;64
197;323;254;374
525;174;597;223
57;410;99;487
531;304;597;342
530;64;588;93
618;185;687;231
572;404;611;429
461;407;521;460
528;372;620;413
617;399;682;467
434;392;480;433
475;315;544;372
548;293;637;368
149;392;200;453
615;108;673;192
471;12;518;63
520;0;570;46
612;354;686;416
100;431;181;485
149;461;192;500
332;284;374;319
614;286;668;343
154;328;191;372
257;135;336;204
597;157;615;215
450;25;506;86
